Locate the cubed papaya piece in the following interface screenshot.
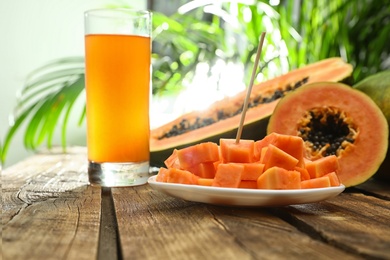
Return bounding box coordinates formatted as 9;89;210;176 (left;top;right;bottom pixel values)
262;144;299;171
220;139;255;163
198;178;214;186
166;168;199;185
301;176;331;189
238;180;258;189
156;167;169;182
257;166;301;189
294;166;311;181
305;155;339;179
253;143;261;161
238;163;265;181
213;160;221;170
187;162;216;178
259;147;268;163
164;149;180;169
212;163;244;188
177;142;219;169
324;172;341;186
255;133;306;168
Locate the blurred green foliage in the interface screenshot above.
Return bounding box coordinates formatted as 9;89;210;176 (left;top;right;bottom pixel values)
153;0;390;95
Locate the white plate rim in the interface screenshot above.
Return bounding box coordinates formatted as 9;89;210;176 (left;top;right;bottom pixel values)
147;175;346;207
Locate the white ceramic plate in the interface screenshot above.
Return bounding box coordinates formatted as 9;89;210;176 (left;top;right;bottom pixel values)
148;175;345;207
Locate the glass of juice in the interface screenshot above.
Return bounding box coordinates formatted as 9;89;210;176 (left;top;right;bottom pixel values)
84;9;151;187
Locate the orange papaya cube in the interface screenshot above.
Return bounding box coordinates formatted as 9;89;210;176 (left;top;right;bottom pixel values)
166;168;199;185
239;163;265;181
253;143;261;161
220;138;255;163
187;162;216;178
212;163;244;188
259;147;268;163
324;172;341;186
305;155;339;179
213;160;221;169
257;166;301;189
255;133;306;168
262;144;299;171
301;176;331;189
156;167;169;182
177;142;219;169
238;180;258;189
294;166;311;181
164;149;180;169
197;178;214;186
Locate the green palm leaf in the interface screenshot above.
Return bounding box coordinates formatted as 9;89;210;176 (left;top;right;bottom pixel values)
2;58;85;163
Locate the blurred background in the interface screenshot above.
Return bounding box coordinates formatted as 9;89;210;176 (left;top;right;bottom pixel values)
1;0;389;167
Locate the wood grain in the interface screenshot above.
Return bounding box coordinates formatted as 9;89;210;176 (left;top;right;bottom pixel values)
278;188;390;259
354;178;390;200
112;186;360;260
3;147;389;260
2;147;101;260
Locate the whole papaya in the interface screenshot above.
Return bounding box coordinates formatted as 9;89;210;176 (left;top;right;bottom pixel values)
354;71;390;182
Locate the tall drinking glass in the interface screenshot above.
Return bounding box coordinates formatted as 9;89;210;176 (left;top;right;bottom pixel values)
84;9;152;187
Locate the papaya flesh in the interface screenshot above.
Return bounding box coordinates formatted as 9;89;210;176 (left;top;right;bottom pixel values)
267;82;389;187
156;133;341;189
354;70;390;182
150;58;353;167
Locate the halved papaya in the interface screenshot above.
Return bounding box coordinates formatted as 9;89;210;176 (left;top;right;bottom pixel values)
150;58;353;166
267;82;389;187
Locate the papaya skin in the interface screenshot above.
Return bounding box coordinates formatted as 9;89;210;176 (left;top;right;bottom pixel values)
267;82;389;187
354;70;390;125
354;70;390;182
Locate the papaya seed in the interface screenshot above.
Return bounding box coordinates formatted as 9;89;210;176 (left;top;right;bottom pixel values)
297;106;358;159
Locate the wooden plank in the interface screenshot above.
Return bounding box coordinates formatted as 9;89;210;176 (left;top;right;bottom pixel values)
278;191;390;259
112;185;359;260
98;188;120;260
3;147;102;260
354;178;390;199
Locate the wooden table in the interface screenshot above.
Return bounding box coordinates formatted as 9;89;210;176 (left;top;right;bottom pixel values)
2;147;390;260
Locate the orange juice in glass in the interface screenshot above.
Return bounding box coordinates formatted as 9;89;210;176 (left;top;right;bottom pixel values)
84;9;151;187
